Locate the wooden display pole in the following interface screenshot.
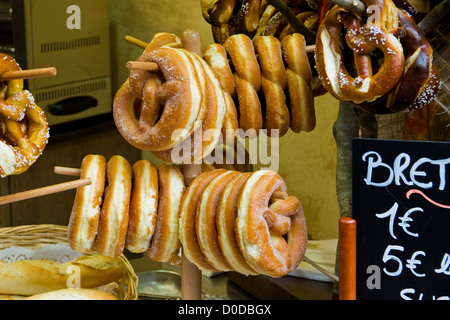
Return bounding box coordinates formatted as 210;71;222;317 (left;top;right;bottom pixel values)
179;29;204;301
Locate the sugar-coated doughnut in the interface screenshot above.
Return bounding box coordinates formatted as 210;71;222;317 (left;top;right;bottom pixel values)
125;160;159;253
147;163;185;264
96;155;132;257
68;154;106;254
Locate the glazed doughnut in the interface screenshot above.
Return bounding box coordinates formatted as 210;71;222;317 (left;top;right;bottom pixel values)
203;43;239;135
281;33;315;132
152;50;226;164
196;170;241;271
223;34;262;134
0;55;49;177
113;46;204;152
236;170;307;277
216;172;258;275
178;169;227;272
147;163;185;264
254;35;290;137
68;155;107;254
315;5;404;105
96;155;132;258
125;160;159;253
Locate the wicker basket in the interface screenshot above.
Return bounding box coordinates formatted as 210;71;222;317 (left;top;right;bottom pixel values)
0;224;138;300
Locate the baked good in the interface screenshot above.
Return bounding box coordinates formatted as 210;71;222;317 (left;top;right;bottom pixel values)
147;163;185;264
68;154;107;254
0;255;127;296
24;288;119;300
125;160;159;253
236;170;307;277
96;155;132;257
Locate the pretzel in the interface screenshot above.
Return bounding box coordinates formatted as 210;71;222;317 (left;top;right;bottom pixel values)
223;34;262;134
315;5;404;105
113;46;205;152
232;0;261;34
281;33;316;133
236;170;307;277
254;35;290;137
151;51;226;164
196;170;241;271
203;43;239;135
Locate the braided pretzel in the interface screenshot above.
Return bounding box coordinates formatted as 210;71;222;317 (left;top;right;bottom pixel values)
223;34;262;134
315;5;404;105
236;170;307;277
254;35;290;137
0;56;49;177
281;33;316;132
113;46;205;152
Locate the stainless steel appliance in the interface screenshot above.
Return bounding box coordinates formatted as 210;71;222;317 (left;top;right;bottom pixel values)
1;0;111;130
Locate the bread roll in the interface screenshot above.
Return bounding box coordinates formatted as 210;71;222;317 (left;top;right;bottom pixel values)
24;288;118;300
0;255;127;296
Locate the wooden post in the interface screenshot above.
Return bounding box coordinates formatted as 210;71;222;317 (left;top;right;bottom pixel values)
339;217;357;300
179;29;204;301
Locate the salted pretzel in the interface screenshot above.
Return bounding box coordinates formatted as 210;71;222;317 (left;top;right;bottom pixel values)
223;34;262;134
254;35;290;137
281;33;316;132
236;170;307;277
315;5;404;106
113;46;205;152
0;55;49;177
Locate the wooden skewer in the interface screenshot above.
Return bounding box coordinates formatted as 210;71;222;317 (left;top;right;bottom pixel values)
54;166;289;201
0;67;57;81
0;178;91;206
125;61;159;72
125;35;148;49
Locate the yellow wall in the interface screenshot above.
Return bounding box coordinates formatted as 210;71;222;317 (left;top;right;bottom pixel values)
108;0;340;239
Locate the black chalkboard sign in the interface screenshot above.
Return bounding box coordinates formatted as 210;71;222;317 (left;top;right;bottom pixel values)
353;138;450;300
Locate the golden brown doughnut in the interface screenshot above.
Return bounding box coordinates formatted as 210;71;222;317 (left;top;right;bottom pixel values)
236;170;307;277
96;155;132;258
254;35;290;137
68;154;107;254
147;163;185;264
216;172;258;275
125;160;159;253
223;34;262;134
113;46;204;152
178;169;227;272
281;33;315;132
196;170;241;271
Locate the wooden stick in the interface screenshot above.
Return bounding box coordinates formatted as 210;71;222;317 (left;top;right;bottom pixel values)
125;61;159;72
125;35;148;49
0;178;91;206
339;217;357;300
0;67;57;81
328;0;366;15
54;166;81;177
303;255;339;283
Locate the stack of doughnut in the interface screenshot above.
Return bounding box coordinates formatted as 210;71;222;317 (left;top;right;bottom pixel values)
114;31;315;159
315;0;440;113
200;0;321;44
0;53;49;177
68;154;307;277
